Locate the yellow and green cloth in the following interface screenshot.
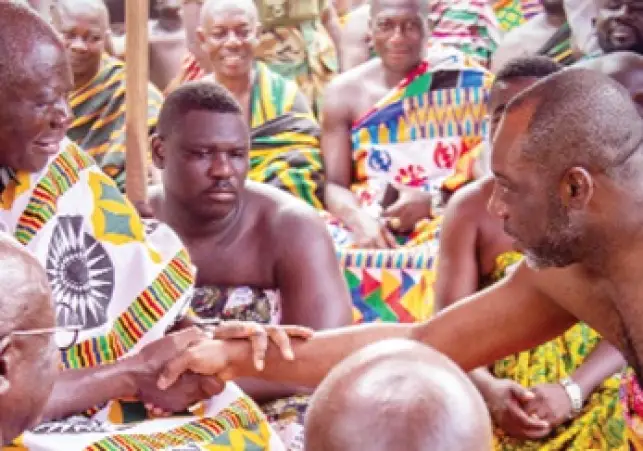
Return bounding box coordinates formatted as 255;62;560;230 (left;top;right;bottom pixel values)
488;251;625;450
250;62;324;208
493;0;543;33
67;54;163;191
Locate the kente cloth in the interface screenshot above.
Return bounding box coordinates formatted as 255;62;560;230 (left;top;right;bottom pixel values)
347;45;491;225
488;252;626;451
190;285;307;451
537;22;578;66
0;138;284;450
429;0;502;67
249;62;324;208
621;369;643;450
67;54;164;191
164;53;206;96
493;0;544;33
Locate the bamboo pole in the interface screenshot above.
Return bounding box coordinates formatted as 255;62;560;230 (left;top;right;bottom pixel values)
125;0;149;204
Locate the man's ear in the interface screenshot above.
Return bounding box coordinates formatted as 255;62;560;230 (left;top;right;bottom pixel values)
560;166;594;209
151;135;166;170
0;336;12;396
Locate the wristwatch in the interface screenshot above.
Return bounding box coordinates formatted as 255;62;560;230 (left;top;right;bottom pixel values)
560;377;584;415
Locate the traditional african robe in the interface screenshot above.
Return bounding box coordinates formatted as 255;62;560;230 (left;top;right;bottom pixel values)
67;54;163;191
537;22;577;66
249;62;324;208
429;0;501;68
191;285;308;450
486;252;626;450
493;0;543;33
1;138;284;450
621;369;643;450
328;45;491;324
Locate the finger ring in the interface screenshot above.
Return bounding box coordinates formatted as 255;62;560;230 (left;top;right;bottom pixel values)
389;217;401;230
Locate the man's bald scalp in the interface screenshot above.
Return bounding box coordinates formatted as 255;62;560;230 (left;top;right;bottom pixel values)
0;2;64;90
305;339;492;451
0;233;52;337
370;0;430;16
506;68;643;179
200;0;258;25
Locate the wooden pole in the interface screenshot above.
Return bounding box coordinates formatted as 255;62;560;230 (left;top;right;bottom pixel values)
125;0;149;204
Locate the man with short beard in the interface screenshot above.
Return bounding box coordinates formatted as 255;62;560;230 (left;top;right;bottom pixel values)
595;0;643;55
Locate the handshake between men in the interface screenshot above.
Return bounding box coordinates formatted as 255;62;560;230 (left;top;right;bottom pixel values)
136;321;313;415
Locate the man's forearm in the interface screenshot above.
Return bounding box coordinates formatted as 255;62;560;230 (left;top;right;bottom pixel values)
571;340;626;401
235;378;312;405
232;323;416;387
41;358;139;421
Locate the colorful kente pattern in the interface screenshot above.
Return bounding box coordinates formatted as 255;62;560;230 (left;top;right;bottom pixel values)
85;398;272;450
621;368;643;450
14;144;94;245
493;0;544;32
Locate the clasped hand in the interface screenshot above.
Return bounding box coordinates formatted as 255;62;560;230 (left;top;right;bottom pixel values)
132;322;312;416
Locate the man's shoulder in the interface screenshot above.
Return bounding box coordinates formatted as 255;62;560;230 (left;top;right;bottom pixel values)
328;59;381;94
246;182;325;237
447;177;493;218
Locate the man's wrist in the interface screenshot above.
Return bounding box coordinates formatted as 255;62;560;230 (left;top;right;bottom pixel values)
224;339;257;379
560;377;584;414
118;355;145;397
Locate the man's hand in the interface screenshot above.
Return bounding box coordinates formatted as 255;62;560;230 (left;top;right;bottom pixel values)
482;378;552;440
140;372;225;416
382;186;432;234
524;383;574;428
351;211;398;249
157;323;313;391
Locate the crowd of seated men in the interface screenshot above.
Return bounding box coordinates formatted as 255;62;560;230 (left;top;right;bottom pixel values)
3;0;643;449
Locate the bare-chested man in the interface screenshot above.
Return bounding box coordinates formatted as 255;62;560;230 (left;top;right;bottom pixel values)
491;0;576;71
149;0;188;91
149;81;352;448
157;69;643;448
305;339;493;451
0;233;58;445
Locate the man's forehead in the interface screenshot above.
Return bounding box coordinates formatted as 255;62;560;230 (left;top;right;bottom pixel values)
57;0;109;27
491;105;535;171
174;110;249;144
371;0;426;16
202;0;257;24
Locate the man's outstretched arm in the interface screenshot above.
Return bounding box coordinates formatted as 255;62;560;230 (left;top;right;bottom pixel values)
159;264;577;389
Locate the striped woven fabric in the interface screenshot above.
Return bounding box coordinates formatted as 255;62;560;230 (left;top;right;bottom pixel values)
67;54;163;191
493;0;544;32
249;62;324;208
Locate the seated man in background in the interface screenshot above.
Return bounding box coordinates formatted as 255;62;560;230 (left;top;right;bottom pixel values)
52;0;164;191
193;0;325;208
434;56;626;450
340;0;500;71
0;3;293;449
169;0;338;116
305;339;493;451
149;0;188;91
491;0;577;70
323;0;491;322
0;233;58;446
149;80;353;448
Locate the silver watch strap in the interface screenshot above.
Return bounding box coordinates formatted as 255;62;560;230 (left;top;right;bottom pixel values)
560;377;583;414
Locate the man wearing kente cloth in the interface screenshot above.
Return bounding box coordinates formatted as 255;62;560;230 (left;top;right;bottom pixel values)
155;69;643;451
170;0;338;116
492;0;578;71
340;0;501;71
0;3;297;449
436;56;626;450
323;0;491;322
52;0;164;191
183;0;324;209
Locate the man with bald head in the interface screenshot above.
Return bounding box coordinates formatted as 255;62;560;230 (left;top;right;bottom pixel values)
51;0;163;190
158;69;643;449
305;339;493;451
0;233;58;446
